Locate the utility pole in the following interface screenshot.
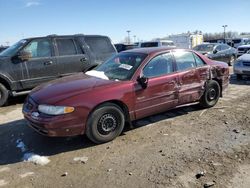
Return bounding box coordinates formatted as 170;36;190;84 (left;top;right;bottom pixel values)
222;25;228;43
126;30;131;44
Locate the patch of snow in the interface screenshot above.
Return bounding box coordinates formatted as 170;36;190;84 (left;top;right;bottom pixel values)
73;156;88;164
86;70;109;80
23;153;50;166
16;139;27;153
19;172;35;178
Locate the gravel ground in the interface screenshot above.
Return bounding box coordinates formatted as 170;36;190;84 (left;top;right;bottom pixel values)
0;69;250;188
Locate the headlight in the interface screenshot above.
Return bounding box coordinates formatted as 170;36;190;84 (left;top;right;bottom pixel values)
38;105;75;115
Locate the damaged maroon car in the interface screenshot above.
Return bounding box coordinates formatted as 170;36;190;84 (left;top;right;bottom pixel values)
23;48;229;143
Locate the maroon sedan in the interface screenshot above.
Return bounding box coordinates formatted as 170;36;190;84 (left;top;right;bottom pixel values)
23;48;229;143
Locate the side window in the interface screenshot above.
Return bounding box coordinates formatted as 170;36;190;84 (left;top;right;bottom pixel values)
56;39;77;56
193;53;205;67
173;51;196;71
23;39;52;58
143;53;174;78
84;37;115;54
215;45;222;51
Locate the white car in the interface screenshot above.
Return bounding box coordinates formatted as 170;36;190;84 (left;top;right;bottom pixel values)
237;40;250;57
140;40;175;48
234;50;250;79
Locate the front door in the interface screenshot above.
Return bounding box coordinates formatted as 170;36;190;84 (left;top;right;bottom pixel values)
134;52;178;119
20;38;58;89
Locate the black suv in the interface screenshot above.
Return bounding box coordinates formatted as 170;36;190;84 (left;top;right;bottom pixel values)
0;34;117;106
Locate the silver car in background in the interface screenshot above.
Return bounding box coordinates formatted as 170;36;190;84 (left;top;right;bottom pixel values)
234;50;250;79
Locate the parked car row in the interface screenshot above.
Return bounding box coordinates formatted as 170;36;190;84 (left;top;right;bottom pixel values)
0;34;117;106
193;43;237;65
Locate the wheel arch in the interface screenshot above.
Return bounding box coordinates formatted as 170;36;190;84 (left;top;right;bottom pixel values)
0;75;11;90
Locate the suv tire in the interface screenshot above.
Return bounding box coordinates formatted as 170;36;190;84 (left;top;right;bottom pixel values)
0;83;9;107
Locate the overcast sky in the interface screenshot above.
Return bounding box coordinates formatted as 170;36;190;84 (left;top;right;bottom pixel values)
0;0;250;45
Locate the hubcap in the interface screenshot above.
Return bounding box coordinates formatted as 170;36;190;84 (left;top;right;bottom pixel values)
208;88;216;101
98;114;117;133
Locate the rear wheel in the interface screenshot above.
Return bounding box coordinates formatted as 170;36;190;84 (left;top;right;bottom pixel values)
200;80;220;108
86;103;125;144
0;83;9;107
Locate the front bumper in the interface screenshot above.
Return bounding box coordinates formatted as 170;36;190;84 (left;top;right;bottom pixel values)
22;97;86;137
234;66;250;75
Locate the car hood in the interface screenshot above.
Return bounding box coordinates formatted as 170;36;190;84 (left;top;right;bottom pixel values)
237;54;250;61
238;44;250;48
30;73;115;104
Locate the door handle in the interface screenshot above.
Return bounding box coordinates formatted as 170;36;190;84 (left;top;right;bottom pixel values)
80;57;87;62
44;61;53;65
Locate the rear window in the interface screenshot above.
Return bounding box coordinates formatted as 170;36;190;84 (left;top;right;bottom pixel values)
141;42;158;47
56;39;77;56
84;37;115;54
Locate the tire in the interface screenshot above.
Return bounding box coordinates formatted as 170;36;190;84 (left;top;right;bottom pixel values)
86;103;125;144
0;83;9;107
236;74;242;80
200;80;220;108
228;55;236;66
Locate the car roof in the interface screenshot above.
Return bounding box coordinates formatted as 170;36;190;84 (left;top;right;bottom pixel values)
24;34;108;40
123;47;176;55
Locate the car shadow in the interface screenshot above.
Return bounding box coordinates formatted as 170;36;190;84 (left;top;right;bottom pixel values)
0;119;94;166
0;103;203;166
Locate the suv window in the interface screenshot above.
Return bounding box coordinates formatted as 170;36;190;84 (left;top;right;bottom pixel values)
23;39;52;58
56;39;77;56
143;53;174;78
193;53;205;67
215;45;222;51
173;51;196;71
84;37;115;54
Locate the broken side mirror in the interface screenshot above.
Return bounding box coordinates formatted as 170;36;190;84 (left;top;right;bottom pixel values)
18;50;32;61
137;74;148;89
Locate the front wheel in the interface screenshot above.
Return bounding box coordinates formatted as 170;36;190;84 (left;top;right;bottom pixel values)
0;83;9;107
86;103;125;144
200;80;220;108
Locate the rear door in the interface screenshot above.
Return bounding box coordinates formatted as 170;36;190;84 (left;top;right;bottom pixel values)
54;37;90;76
134;52;178;119
20;38;58;89
172;51;201;105
83;36;117;65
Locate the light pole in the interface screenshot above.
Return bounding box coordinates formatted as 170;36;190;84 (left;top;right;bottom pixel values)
126;30;131;44
222;25;228;43
133;35;136;43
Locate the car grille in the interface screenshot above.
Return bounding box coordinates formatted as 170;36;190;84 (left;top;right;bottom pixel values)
243;61;250;66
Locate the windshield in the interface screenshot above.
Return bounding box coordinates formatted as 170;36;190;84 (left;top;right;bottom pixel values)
193;44;215;52
0;39;27;57
90;52;147;81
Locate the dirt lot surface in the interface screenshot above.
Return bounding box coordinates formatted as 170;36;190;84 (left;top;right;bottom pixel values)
0;69;250;188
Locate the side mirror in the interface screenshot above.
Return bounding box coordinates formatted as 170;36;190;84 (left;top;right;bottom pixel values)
137;74;148;89
18;50;32;61
213;49;218;54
